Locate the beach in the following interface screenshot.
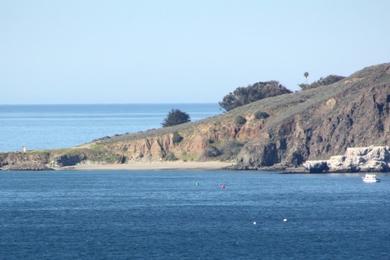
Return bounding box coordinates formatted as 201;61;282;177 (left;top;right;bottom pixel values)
59;160;233;171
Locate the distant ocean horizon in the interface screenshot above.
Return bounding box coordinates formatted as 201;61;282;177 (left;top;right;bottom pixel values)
0;104;221;152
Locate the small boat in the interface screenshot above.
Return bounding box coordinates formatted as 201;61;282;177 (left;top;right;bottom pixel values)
362;173;380;183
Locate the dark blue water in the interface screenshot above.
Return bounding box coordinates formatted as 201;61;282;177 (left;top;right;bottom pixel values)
1;171;390;259
0;104;220;152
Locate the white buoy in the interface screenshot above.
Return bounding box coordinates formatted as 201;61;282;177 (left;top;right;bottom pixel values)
283;218;287;222
253;221;257;225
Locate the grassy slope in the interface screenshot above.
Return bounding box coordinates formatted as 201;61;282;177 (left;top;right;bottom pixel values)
94;76;350;146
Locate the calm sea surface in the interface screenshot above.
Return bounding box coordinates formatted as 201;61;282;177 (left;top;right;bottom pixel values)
0;104;220;152
1;105;390;259
0;171;390;259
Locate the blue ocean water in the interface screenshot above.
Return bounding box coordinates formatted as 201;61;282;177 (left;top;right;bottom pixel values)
0;104;220;152
0;171;390;259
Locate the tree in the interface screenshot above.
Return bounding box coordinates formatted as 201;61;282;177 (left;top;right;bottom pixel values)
219;81;291;111
304;72;309;84
162;109;190;127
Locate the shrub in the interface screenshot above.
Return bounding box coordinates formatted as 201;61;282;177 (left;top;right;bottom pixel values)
219;81;291;111
299;75;345;90
56;153;86;166
205;146;222;157
207;139;215;144
219;141;244;160
298;83;310;90
291;151;304;167
235;115;247;126
164;152;177;161
254;111;270;120
172;132;183;144
162;109;190;127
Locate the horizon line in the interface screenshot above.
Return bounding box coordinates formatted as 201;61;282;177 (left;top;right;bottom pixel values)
0;102;220;106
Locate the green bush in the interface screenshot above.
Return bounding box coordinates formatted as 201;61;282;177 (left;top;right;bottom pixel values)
172;132;183;144
254;111;270;120
162;109;190;127
235;115;247;126
219;141;244;160
164;152;177;161
205;146;222;157
219;81;291;111
299;75;345;90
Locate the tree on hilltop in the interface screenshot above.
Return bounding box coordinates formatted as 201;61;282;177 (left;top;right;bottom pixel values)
219;81;291;111
162;109;191;127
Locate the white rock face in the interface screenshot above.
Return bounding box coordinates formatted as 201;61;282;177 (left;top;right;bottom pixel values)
302;160;329;173
303;146;390;173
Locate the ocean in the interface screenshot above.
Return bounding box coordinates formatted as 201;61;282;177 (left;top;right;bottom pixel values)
0;104;220;152
1;104;390;259
1;170;390;259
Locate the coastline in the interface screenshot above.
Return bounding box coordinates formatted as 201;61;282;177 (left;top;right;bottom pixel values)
57;160;234;171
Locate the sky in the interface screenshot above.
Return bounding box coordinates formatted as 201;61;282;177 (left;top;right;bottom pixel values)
1;0;389;104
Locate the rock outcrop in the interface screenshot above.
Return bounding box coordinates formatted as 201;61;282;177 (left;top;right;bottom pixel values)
303;146;390;173
0;152;52;170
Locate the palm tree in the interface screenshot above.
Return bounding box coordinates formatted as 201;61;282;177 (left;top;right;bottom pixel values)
304;72;309;84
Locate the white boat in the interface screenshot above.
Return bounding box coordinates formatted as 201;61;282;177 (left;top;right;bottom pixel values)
362;173;380;183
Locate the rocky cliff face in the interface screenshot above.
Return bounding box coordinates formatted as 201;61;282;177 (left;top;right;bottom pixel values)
1;63;390;170
235;63;390;169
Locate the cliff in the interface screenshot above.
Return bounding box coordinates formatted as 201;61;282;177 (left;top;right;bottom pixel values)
1;63;390;170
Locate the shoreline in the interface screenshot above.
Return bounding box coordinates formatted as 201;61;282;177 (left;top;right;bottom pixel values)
57;160;234;171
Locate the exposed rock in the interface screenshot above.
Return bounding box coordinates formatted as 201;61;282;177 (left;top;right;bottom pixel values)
303;146;390;173
4;162;52;171
302;160;329;173
0;152;52;171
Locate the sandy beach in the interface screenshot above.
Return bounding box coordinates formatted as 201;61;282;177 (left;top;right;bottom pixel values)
59;160;234;171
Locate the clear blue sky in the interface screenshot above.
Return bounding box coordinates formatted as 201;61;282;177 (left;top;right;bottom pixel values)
1;0;389;104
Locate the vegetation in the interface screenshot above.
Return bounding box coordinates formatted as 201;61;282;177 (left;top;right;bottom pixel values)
234;115;247;126
164;152;177;161
219;81;291;111
254;111;270;120
172;132;183;144
219;141;244;160
162;109;190;127
299;75;345;90
205;146;222;157
54;147;123;166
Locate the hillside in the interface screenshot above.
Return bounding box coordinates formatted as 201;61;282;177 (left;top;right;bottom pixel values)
1;63;390;170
